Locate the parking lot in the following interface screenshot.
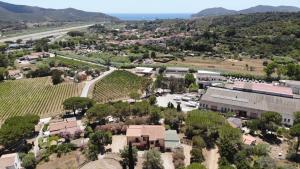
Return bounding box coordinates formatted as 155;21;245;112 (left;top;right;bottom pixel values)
156;93;199;112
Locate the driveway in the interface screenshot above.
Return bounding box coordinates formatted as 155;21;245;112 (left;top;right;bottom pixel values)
80;67;116;97
161;153;175;169
110;135;127;153
182;144;192;166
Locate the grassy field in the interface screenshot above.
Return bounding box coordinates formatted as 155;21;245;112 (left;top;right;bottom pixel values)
167;57;268;75
92;70;151;103
0;77;83;121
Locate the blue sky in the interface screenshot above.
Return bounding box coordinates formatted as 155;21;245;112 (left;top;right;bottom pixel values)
2;0;300;13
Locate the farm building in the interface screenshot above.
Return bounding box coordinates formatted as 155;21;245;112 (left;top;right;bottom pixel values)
7;70;22;79
280;80;300;95
196;70;226;88
126;125;165;151
164;67;189;79
134;67;154;76
0;153;22;169
200;87;300;126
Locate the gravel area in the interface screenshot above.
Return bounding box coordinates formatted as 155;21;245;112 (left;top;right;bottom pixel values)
156;94;199;112
161;153;175;169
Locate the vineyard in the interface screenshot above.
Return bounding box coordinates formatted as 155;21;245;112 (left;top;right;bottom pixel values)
0;77;83;121
92;70;151;103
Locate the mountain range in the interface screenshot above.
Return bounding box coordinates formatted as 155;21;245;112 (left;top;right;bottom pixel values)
192;5;300;18
0;1;118;23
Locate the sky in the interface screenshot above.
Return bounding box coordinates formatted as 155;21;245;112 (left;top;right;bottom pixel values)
2;0;300;14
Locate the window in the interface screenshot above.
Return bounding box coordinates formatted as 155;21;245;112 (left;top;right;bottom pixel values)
284;118;286;122
288;119;290;123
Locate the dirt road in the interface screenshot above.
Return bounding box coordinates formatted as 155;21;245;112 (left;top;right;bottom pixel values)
204;147;220;169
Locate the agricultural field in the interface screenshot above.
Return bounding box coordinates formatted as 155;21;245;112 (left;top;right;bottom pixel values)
0;77;83;122
167;57;268;75
92;70;151;103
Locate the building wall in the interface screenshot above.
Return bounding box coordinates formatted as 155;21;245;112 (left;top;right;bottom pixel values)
199;100;294;126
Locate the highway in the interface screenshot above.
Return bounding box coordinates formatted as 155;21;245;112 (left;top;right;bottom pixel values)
0;24;93;43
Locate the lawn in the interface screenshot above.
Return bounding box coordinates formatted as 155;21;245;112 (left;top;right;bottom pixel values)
92;70;151;103
0;77;83;121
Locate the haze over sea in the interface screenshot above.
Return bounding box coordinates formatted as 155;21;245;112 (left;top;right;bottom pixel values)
110;13;192;21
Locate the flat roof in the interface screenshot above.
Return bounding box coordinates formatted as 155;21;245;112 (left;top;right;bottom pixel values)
0;153;17;169
201;87;300;116
197;70;220;75
135;67;154;73
166;67;189;71
233;82;293;97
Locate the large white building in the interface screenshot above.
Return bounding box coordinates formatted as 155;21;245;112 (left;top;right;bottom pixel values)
196;70;226;88
200;87;300;126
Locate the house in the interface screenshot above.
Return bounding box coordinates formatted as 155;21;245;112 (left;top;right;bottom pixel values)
199;87;300;126
7;70;22;79
242;135;256;146
196;70;226;88
0;153;22;169
165;130;181;151
280;80;300;95
126;125;165;150
47;118;81;136
233;81;294;98
164;67;189;79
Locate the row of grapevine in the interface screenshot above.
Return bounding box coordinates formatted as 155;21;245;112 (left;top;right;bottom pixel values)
0;77;83;122
92;70;151;103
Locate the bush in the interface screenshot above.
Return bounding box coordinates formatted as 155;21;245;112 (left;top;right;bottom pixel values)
190;148;204;163
173;148;185;169
21;152;36;169
192;136;206;149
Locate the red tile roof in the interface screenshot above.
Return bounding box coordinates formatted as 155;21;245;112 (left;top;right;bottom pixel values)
126;125;165;141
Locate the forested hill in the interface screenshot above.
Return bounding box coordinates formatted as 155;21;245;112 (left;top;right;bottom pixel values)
0;1;118;22
154;12;300;61
192;5;300;17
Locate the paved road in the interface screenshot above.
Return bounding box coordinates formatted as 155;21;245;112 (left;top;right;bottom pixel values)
56;55;116;98
0;24;93;42
80;67;116;97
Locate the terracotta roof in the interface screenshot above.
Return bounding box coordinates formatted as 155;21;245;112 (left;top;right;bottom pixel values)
0;153;17;169
242;135;256;145
49;118;77;132
233;82;293;97
126;125;165;141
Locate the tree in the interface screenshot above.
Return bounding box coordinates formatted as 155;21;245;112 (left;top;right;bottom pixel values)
177;103;182;112
0;115;39;148
294;112;300;125
186;163;207;169
185;73;196;87
86;131;112;160
21;152;36;169
253;156;276;169
290;123;300;152
120;142;138;169
260;112;282;135
253;143;270;156
51;69;64;85
148;96;157;105
167;102;174;109
0;54;9;67
0;67;7;81
190;148;205;163
86;104;115;123
151;51;156;58
149;108;161;125
63;97;95;115
142;149;164;169
218;126;242;163
264;62;277;79
192;136;206;149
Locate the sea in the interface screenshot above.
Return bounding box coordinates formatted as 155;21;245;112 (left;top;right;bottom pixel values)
109;13;192;21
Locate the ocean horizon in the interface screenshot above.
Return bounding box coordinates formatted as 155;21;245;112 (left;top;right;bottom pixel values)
109;13;192;21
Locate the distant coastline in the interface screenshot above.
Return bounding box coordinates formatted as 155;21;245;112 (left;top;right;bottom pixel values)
109;13;192;21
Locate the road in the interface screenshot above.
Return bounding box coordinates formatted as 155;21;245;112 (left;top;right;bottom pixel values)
80;67;116;97
0;24;93;43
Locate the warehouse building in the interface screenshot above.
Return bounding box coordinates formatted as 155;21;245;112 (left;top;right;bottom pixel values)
200;87;300;126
